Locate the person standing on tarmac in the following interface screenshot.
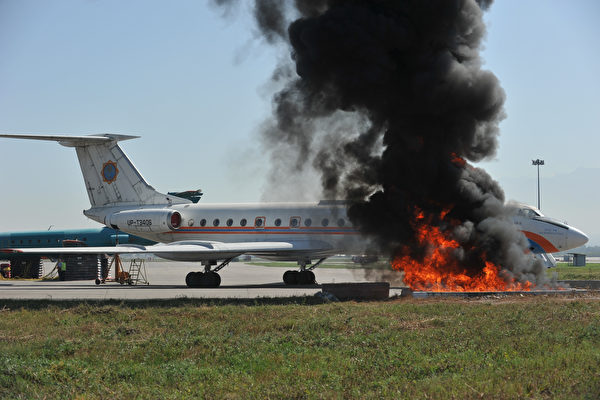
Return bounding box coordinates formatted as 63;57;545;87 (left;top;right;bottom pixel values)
1;263;9;278
57;259;67;281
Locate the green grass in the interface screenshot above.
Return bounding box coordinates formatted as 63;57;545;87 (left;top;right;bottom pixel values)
552;263;600;280
1;296;599;399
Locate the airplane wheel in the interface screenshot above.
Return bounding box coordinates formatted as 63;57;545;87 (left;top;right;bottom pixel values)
297;271;307;285
283;270;298;285
186;272;203;288
213;273;221;288
204;271;221;288
200;272;210;287
185;272;195;287
195;272;205;288
283;271;290;285
298;271;314;285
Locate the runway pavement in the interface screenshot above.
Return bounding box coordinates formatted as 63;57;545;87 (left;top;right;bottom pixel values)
0;260;405;300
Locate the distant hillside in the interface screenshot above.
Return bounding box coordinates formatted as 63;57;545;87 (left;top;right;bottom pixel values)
556;246;600;257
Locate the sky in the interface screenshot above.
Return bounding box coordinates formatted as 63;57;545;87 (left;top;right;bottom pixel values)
1;1;599;244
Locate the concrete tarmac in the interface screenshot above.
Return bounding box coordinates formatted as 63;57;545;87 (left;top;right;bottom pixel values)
0;260;404;300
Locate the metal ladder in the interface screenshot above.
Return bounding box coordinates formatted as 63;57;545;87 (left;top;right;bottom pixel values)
37;259;44;278
126;259;150;285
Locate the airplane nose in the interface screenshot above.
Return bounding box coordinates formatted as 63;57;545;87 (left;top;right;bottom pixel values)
566;227;589;250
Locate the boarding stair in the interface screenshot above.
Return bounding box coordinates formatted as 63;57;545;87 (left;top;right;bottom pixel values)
126;258;149;286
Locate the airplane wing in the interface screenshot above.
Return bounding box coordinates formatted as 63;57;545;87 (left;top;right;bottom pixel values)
0;240;332;261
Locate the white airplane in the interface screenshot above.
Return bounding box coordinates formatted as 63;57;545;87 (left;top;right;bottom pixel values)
0;134;589;286
511;203;588;267
0;134;364;287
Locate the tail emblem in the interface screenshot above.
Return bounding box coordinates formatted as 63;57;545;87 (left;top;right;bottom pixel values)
101;160;119;184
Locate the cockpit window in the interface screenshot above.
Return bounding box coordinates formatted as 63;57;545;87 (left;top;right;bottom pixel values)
519;208;540;219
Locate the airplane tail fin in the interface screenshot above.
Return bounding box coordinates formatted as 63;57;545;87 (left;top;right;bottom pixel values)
0;134;190;208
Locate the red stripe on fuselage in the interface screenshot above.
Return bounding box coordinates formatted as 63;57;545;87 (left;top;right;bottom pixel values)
171;228;359;235
176;226;355;230
522;230;559;253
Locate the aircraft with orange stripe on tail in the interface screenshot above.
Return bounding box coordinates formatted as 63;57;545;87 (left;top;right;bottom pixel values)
0;134;588;286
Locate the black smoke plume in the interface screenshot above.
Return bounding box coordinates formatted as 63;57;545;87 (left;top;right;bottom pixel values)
213;0;546;286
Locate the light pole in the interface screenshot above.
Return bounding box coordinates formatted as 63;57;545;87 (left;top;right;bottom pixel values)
532;159;544;210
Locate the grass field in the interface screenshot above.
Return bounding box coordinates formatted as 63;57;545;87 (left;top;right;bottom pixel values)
553;263;600;280
1;296;599;399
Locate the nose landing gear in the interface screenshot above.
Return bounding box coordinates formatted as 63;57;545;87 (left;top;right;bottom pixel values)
282;257;326;285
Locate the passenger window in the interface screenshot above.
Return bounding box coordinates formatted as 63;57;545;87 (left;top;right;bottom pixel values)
290;216;301;228
274;218;281;227
213;219;220;227
226;218;233;227
338;218;345;227
322;218;329;227
240;218;247;227
305;218;312;227
200;219;207;227
255;217;265;228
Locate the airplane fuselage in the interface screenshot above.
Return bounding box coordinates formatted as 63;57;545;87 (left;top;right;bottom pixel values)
512;205;588;254
82;202;589;264
84;201;364;262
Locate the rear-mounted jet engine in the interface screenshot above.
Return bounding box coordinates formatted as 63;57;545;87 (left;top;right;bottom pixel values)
107;209;181;232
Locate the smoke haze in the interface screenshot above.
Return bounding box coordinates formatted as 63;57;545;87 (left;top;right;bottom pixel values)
213;0;547;286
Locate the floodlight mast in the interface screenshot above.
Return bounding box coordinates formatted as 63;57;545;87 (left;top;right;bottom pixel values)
532;159;545;210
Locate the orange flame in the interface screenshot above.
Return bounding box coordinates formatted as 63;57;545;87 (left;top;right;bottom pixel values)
392;209;532;292
450;152;466;167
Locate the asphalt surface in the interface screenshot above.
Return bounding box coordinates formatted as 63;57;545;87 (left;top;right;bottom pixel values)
0;260;405;300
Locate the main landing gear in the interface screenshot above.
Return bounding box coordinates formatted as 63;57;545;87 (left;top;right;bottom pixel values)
282;258;326;285
185;258;233;288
